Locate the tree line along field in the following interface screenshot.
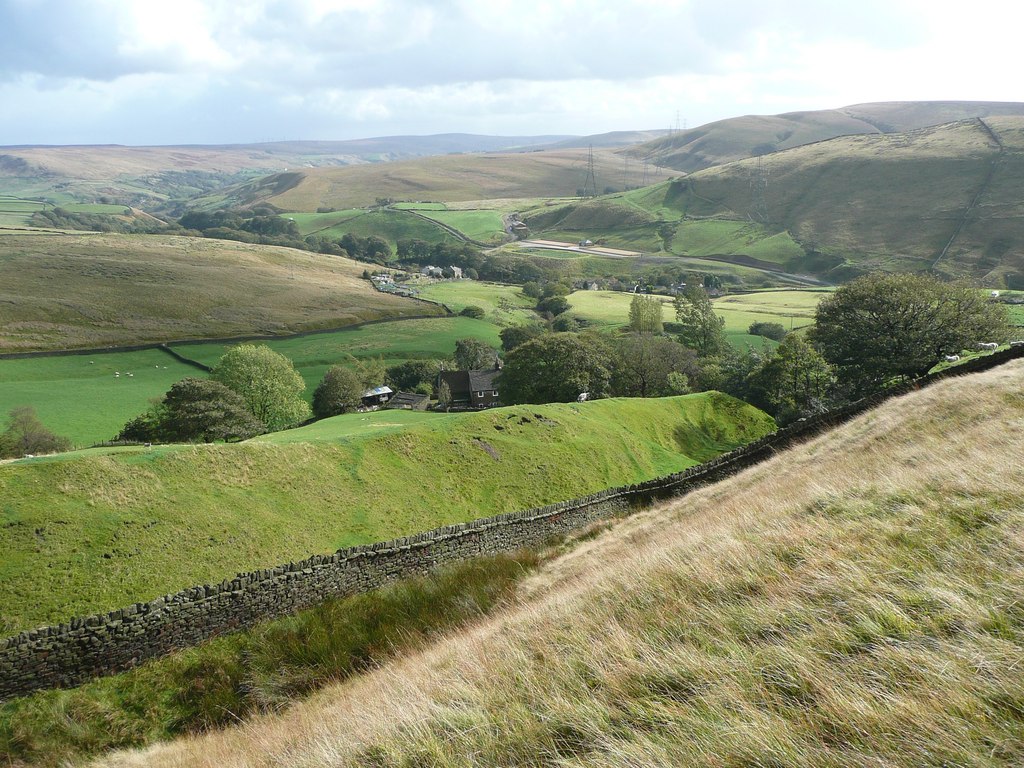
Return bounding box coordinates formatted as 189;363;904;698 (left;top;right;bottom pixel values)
0;392;775;633
0;285;829;447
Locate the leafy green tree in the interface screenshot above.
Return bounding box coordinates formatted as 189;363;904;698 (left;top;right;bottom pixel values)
312;366;365;418
610;335;700;398
211;344;311;431
499;333;613;404
500;324;545;352
152;378;265;442
628;294;664;334
674;284;726;356
386;360;441;393
810;273;1011;397
752;335;835;423
0;406;72;458
748;321;787;341
436;380;453;412
536;295;570;316
459;305;486;319
454;338;498;370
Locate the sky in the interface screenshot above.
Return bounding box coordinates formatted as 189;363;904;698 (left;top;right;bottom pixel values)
1;0;1021;146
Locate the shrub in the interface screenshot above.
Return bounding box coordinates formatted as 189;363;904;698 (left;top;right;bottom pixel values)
0;406;72;458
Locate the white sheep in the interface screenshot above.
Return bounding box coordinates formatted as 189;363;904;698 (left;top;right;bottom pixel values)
977;342;999;351
943;354;960;362
577;392;589;402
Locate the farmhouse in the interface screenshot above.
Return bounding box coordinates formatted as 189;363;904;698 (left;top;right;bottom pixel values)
437;363;502;409
385;391;430;410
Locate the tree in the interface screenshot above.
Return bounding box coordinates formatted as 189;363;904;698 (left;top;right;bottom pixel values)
162;378;264;441
752;335;835;423
460;305;486;319
499;333;613;404
386;360;441;393
674;284;726;356
0;406;72;458
748;321;787;341
500;324;545;352
536;295;570;316
211;344;311;431
610;335;700;398
436;380;453;412
311;366;365;418
810;273;1011;397
628;294;664;334
454;338;498;370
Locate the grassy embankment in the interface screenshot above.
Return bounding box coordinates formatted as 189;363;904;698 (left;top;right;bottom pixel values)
100;359;1024;768
0;392;774;632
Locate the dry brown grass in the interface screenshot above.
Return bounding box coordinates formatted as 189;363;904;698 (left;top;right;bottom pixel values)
0;232;438;351
96;361;1024;767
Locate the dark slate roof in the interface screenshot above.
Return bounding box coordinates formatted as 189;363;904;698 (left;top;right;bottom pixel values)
438;370;472;398
468;368;501;391
385;391;429;409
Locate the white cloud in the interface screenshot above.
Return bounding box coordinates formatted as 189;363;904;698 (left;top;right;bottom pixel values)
0;0;1021;144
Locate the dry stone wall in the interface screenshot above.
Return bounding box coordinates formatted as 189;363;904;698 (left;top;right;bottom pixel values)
1;345;1021;701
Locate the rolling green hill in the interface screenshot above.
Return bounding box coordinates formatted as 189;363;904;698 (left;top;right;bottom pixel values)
0;392;774;632
629;100;1024;173
102;358;1024;768
0;231;441;352
523;117;1024;286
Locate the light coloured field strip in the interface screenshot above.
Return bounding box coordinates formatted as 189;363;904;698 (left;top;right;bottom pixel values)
516;239;642;258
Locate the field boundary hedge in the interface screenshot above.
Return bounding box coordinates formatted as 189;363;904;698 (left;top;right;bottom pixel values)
0;345;1021;700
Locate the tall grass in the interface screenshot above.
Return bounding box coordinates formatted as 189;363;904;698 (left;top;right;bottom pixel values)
0;552;538;767
97;361;1024;767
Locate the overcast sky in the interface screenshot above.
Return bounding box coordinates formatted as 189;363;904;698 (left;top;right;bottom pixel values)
1;0;1021;146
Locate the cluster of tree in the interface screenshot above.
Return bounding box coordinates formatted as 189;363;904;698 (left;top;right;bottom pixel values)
0;406;71;458
178;210;308;249
307;233;391;263
748;321;787;341
521;281;573;318
30;208;170;234
118;345;312;443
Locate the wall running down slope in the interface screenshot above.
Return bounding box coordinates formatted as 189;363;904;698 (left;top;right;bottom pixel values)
1;346;1022;700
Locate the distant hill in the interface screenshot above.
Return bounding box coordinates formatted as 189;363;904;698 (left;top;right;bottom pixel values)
672;116;1024;284
523;117;1024;286
198;148;675;211
629;100;1024;173
0;134;577;208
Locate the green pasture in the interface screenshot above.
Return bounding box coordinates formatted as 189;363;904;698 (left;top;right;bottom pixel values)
313;209;457;248
566;288;826;341
0;317;503;447
171;316;502;394
0;349;201;447
672;220;804;265
416;209;507;242
0;392;774;631
415;281;536;324
392;202;447;211
280;209;365;237
0;195;47;227
61;203;131;215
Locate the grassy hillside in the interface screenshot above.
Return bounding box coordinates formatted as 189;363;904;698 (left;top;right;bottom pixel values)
0;393;774;632
0;231;441;352
675;118;1024;284
629;100;1024;173
104;358;1024;768
210;149;674;211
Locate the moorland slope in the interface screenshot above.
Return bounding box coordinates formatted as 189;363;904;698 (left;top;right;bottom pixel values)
206;148;675;211
0;231;440;352
100;358;1024;768
630;100;1024;172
